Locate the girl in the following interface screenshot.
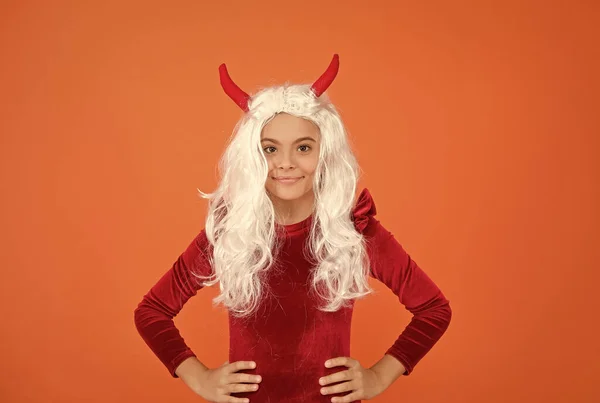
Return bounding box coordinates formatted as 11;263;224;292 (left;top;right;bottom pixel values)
134;54;452;403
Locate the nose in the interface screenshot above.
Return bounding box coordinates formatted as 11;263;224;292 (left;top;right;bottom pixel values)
274;150;296;169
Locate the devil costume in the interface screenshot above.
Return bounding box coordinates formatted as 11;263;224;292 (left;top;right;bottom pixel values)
134;56;452;403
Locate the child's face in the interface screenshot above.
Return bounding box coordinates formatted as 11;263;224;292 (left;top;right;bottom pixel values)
261;113;321;203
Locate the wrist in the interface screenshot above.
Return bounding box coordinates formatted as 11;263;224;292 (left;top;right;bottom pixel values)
176;357;209;387
369;354;406;389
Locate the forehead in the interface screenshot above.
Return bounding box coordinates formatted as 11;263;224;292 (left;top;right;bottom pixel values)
261;113;320;140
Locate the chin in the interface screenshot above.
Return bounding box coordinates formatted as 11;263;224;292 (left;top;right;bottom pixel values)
272;192;304;201
268;188;305;200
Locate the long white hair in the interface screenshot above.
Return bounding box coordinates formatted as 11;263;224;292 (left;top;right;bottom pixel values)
195;83;373;317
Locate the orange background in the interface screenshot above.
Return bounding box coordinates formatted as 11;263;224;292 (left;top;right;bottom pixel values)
1;1;598;402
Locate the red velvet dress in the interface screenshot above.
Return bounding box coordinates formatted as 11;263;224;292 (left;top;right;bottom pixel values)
134;188;452;402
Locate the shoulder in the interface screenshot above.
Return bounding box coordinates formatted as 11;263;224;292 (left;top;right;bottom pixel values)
181;228;214;276
351;188;388;238
351;188;376;233
352;188;400;258
352;189;413;277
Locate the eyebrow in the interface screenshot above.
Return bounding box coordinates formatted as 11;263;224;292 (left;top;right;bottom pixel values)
260;136;316;144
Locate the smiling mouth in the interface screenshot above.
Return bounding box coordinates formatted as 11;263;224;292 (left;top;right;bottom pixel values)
272;176;304;182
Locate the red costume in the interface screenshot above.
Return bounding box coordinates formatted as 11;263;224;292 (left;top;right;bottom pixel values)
134;188;452;402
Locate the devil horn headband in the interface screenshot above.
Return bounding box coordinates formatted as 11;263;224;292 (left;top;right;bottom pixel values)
218;54;340;112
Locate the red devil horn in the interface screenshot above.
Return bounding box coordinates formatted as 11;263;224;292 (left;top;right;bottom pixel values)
310;54;340;97
219;63;250;112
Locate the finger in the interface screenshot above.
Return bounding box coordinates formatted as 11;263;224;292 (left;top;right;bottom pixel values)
319;369;352;386
228;373;262;384
325;356;358;368
227;383;260;394
228;361;257;372
332;390;362;403
320;380;354;396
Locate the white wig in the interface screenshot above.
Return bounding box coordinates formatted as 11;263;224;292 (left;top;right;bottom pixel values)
195;55;373;317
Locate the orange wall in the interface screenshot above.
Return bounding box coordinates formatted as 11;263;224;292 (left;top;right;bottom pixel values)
1;1;598;402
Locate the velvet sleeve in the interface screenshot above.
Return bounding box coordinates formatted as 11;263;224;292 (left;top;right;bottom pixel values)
352;188;452;375
368;225;452;375
133;230;213;378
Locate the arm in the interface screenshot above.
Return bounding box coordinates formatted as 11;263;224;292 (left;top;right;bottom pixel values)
367;222;452;377
133;230;214;378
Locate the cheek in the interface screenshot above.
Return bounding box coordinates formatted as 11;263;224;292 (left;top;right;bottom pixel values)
301;158;319;174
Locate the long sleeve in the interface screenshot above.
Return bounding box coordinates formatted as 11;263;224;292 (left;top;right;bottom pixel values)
133;230;213;378
368;224;452;375
351;188;452;376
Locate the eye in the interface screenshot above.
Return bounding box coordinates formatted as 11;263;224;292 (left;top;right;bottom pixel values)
262;145;312;154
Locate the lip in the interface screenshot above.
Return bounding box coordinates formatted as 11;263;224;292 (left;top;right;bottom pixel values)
273;176;303;184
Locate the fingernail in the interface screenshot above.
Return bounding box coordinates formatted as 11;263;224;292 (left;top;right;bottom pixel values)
251;362;256;368
321;388;326;394
319;378;324;385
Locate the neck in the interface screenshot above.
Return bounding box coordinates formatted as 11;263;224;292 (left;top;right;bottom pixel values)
271;192;315;225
